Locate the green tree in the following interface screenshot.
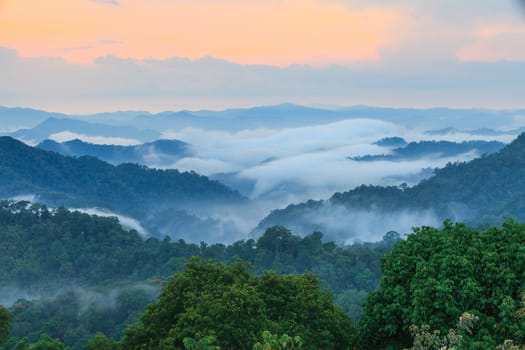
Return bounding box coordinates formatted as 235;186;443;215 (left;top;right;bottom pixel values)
0;306;9;343
183;336;220;350
84;334;119;350
252;331;302;350
122;258;356;350
359;220;525;349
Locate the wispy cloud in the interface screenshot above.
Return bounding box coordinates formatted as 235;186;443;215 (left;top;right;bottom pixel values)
49;131;141;146
161;119;507;205
99;39;122;45
1;47;524;113
90;0;119;6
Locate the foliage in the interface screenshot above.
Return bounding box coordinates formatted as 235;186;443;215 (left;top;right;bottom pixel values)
1;334;69;350
121;258;356;350
359;220;525;349
7;285;154;350
0;306;9;343
404;312;478;350
84;334;120;350
0;136;244;231
183;336;220;350
0;202;388;349
252;331;302;350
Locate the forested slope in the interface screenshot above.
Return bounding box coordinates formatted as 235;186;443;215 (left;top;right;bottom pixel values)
37;138;189;166
258;133;525;235
0;201;392;349
0;136;246;240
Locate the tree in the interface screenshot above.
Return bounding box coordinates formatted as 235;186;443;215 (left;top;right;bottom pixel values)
121;258;356;350
0;306;9;343
359;220;525;349
84;334;120;350
252;331;302;350
183;336;220;350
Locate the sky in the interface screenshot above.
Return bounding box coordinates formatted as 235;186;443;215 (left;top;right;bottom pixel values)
1;0;525;112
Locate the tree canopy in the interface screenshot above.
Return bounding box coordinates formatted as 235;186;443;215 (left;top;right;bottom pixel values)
122;258;356;350
359;220;525;349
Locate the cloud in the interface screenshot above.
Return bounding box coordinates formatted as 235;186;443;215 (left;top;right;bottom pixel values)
99;39;122;45
289;204;441;243
1;47;524;113
72;208;148;237
63;45;96;52
161;119;507;205
90;0;119;6
457;21;525;62
49;131;141;146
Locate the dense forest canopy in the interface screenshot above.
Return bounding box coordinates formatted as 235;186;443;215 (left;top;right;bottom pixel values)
359;220;525;349
0;200;392;349
0;137;242;211
0;136;247;240
3;134;525;348
121;258;356;350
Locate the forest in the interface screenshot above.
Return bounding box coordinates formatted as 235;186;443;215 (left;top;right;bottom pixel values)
1;201;525;349
3;135;525;348
0;201;392;349
257;132;525;237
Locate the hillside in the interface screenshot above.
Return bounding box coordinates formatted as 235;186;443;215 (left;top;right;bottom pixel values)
351;140;504;161
37;138;190;166
256;133;525;238
0;201;391;349
10;117;159;144
0;137;244;239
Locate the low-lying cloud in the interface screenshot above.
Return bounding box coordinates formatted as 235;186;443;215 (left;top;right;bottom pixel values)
161;118;507;205
72;208;148;237
256;202;442;244
50;131;141;146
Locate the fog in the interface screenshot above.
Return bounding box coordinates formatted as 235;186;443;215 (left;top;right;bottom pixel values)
256;203;442;244
3;108;523;244
0;284;159;313
72;208;148;237
160;118;510;205
49;131;141;146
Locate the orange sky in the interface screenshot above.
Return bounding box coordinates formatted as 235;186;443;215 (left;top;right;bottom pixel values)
0;0;408;65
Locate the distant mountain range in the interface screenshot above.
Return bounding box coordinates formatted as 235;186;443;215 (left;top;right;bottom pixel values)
2;104;524;136
38;138;190;167
10;117;160;144
0;136;245;242
255;133;525;241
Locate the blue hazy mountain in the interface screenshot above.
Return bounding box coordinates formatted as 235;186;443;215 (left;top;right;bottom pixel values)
9;117;160;144
130;104;524;131
255;133;525;240
0;136;246;242
351;140;505;161
0;106;69;131
2;104;524;135
37;138;190;166
374;137;408;148
425;126;525;136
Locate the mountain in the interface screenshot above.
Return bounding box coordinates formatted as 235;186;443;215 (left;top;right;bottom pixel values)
255;133;525;240
10;117;160;144
0;106;68;132
0;137;245;241
37;138;190;167
425;126;525;136
91;104;525;132
351;140;505;161
2;104;524;136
